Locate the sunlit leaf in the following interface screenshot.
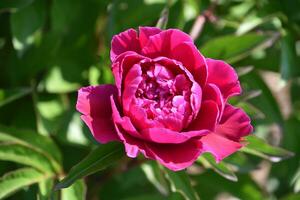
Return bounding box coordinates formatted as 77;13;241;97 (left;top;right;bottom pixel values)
241;135;294;162
164;169;200;200
0;143;55;173
198;153;238;182
38;178;54;200
0;125;62;173
0;168;48;199
292;165;300;193
10;0;46;55
61;179;86;200
42;66;81;94
55;142;124;190
200;33;277;64
141;162;169;195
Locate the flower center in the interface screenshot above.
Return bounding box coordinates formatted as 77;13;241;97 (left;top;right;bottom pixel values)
134;63;192;130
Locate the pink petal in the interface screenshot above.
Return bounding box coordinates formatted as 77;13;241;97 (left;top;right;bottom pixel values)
76;85;119;143
128;104;165;130
141;127;208;144
111;95;204;170
216;104;253;141
187;100;219;131
202;83;224;121
145;140;203;171
122;64;143;112
76;85;117;118
110;95;145;158
139;26;162;47
110;29;141;62
81;115;119;143
112;52;147;99
142;29;193;58
206;58;241;100
200;133;243;162
171;42;207;87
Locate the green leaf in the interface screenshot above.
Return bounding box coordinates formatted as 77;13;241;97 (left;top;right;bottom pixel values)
198;153;238;182
0;38;5;49
10;0;46;55
43;66;80;93
164;169;200;200
55;142;124;190
280;30;300;79
0;168;48;199
38;178;54;200
0;0;34;11
0;88;32;107
61;179;86;200
292;165;300;193
0;143;55;173
141;161;169;195
200;33;276;64
0;125;62;173
241;135;294;162
240;71;283;124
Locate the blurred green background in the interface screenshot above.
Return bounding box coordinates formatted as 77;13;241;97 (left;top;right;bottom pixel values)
0;0;300;199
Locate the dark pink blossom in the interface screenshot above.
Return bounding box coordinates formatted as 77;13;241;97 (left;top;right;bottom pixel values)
76;27;253;171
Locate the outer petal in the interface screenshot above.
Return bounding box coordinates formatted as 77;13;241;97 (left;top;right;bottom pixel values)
171;42;207;87
187;100;219;132
80;115;118;143
142;29;193;58
110;29;141;62
216;104;253;141
200;133;243;162
76;85;119;143
139;26;162;47
145;140;203;171
206;58;241;100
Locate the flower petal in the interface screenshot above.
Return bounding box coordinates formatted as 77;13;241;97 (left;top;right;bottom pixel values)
76;85;119;143
122;64;143;112
216;104;253;141
206;58;241;100
142;29;192;58
141;127;208;144
171;42;207;87
111;95;145;158
200;133;243;162
110;29;141;62
139;26;162;47
187;100;219;131
145;140;203;171
202;83;224;121
112;52;147;99
111;95;203;171
81;115;119;143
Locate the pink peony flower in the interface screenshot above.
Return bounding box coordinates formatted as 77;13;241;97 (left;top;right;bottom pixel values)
76;27;253;171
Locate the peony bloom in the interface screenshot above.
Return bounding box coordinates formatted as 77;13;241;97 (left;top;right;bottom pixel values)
76;27;253;171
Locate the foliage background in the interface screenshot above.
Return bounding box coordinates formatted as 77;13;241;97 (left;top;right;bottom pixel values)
0;0;300;199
